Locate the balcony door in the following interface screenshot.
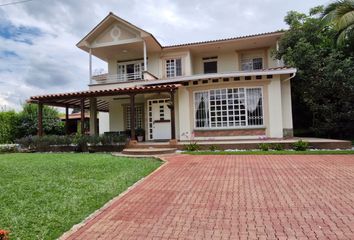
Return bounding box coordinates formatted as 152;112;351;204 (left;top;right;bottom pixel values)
117;60;144;81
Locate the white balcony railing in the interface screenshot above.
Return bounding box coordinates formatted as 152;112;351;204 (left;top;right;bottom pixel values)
91;72;143;85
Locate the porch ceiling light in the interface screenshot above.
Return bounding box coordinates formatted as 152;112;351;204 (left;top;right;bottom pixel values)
122;49;128;53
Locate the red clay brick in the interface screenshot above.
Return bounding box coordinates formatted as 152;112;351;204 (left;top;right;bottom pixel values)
62;154;354;240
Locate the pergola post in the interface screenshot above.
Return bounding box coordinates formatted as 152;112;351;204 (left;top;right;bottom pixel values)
130;94;136;141
38;102;43;137
65;104;69;135
80;98;85;135
89;97;98;136
170;91;176;140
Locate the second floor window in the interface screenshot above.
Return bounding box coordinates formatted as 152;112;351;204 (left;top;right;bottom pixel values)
166;58;182;78
241;57;263;71
203;56;218;74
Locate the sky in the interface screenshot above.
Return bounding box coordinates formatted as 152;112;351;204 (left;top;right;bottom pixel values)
0;0;330;110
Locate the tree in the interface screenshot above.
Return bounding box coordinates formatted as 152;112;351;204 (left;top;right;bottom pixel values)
275;7;354;139
0;110;18;143
15;103;64;138
322;0;354;46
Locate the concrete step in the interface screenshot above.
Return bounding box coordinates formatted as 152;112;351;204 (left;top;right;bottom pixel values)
126;143;172;149
122;147;177;155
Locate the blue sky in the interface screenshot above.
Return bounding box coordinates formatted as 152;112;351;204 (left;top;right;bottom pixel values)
0;0;330;110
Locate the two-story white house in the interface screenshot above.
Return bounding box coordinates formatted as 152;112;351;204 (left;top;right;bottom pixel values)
29;12;297;144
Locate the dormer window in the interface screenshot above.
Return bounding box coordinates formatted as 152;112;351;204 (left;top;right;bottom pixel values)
241;57;263;71
166;58;182;78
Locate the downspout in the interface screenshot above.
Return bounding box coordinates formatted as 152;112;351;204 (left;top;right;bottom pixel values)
282;72;296;82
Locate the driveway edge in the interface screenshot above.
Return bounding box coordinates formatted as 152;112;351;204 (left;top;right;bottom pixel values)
59;155;170;240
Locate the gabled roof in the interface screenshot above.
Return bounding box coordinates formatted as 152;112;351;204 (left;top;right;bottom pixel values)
76;12;162;49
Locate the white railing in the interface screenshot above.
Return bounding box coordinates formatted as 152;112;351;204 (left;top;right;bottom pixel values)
91;72;143;84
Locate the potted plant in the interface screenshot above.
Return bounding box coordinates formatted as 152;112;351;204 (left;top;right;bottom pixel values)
136;128;145;142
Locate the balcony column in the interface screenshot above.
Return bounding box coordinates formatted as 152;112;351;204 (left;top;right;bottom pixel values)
89;48;92;84
129;94;136;142
37;102;43;137
65;104;69;135
143;40;147;71
80;98;85;135
89;97;98;136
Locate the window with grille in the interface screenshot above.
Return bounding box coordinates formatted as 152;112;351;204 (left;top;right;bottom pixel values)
194;87;263;129
166;58;182;78
241;57;263;71
126;105;143;130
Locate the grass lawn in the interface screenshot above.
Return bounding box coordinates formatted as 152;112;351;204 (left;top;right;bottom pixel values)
0;153;162;240
185;150;354;155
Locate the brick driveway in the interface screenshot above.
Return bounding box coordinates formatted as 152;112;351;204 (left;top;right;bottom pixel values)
63;154;354;240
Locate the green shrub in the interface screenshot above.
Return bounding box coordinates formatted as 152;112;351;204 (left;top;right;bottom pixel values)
259;143;270;151
184;142;200;151
292;140;309;151
208;145;219;152
0;111;18;144
271;143;284;151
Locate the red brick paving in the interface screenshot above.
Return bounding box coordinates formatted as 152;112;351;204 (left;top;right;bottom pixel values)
63;154;354;240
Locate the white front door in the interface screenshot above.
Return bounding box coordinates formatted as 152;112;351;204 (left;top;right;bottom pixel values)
148;99;171;140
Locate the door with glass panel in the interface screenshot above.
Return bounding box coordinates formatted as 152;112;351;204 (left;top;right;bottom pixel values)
117;61;144;81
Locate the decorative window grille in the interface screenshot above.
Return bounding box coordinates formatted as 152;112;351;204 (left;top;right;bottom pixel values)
166;58;182;78
126;105;143;130
194;87;263;128
241;57;263;71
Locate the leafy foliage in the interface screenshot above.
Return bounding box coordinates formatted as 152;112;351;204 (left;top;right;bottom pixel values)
292;140;310;151
258;143;270;151
0;104;64;143
183;142;200;151
322;0;354;45
16;104;64;137
0;111;18;143
275;7;354;139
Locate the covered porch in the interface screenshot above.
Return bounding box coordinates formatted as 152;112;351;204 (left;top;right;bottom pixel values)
28;84;180;145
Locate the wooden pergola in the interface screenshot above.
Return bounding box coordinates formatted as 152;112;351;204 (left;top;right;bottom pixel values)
28;84;181;141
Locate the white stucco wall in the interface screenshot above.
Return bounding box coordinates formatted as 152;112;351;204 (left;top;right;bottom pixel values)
98;112;110;134
267;76;284;138
177;86;191;140
281;78;293;133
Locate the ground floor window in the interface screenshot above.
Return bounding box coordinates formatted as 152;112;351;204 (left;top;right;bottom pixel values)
125;105;144;129
194;87;263;129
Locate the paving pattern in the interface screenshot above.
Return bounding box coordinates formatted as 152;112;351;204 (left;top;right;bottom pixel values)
63;154;354;240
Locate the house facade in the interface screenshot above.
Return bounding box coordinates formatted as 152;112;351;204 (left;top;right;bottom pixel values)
29;13;297;142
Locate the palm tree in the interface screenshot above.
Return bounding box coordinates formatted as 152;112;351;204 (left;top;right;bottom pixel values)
322;0;354;45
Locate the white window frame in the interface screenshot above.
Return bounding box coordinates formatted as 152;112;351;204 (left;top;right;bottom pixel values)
165;58;182;78
193;87;264;130
203;56;218;74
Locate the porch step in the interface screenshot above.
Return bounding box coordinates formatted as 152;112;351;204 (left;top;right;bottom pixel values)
126;143;172;149
122;147;177;155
